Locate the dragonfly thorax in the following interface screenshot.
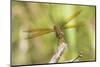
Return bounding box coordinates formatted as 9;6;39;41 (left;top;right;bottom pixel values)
54;25;64;42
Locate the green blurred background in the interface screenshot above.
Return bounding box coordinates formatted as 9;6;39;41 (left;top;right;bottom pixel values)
12;1;96;65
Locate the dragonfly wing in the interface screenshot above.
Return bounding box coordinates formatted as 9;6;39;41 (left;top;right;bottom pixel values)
63;24;77;29
26;29;54;39
62;10;81;28
23;28;53;32
63;23;85;30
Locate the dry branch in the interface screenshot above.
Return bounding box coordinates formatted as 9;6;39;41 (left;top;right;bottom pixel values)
49;42;68;63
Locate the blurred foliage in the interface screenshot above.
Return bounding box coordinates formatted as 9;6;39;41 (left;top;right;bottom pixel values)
12;1;96;65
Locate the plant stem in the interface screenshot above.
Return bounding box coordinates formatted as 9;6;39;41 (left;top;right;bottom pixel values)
72;53;82;62
49;42;67;63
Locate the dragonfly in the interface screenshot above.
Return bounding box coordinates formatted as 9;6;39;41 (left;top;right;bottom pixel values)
24;10;82;41
24;10;82;63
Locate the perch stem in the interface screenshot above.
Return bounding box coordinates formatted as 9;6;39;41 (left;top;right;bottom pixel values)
49;42;67;63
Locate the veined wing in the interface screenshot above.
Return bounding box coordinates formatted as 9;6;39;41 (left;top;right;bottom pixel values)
24;28;54;39
63;23;85;30
24;28;53;32
62;10;81;28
